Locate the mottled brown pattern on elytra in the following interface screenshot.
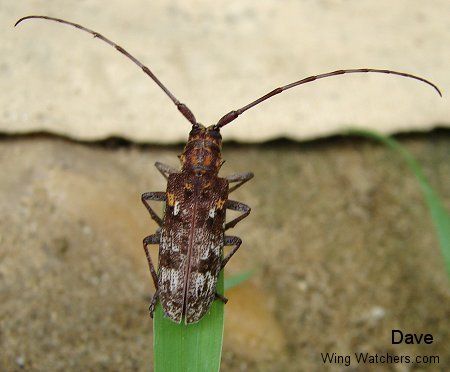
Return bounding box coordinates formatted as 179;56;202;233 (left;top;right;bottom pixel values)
147;126;251;324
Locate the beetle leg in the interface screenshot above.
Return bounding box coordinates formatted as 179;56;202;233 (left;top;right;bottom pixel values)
155;161;178;180
215;292;228;304
149;289;159;318
143;233;160;288
221;235;242;269
141;191;166;227
226;172;254;193
224;200;251;230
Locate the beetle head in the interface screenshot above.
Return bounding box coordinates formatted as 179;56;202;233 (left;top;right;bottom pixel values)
179;124;223;175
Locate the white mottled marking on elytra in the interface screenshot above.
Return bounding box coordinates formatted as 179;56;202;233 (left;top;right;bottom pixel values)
174;201;180;216
187;303;201;318
169;268;180;292
212;244;221;256
160;267;169;283
159;267;181;293
208;207;215;218
194;272;206;295
200;245;209;260
160;234;172;254
205;271;214;293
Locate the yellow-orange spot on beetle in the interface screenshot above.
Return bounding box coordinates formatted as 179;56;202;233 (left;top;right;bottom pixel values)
167;192;176;206
216;198;226;210
204;152;213;166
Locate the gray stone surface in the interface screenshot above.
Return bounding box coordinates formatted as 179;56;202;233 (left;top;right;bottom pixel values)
2;1;449;143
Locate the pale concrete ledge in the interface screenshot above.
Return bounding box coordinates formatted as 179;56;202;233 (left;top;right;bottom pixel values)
2;1;448;143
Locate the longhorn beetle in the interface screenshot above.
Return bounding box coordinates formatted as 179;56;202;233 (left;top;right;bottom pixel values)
15;15;442;324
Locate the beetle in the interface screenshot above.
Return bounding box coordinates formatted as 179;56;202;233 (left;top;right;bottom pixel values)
15;15;441;324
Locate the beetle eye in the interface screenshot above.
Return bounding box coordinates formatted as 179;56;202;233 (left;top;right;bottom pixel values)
208;128;222;140
189;127;201;136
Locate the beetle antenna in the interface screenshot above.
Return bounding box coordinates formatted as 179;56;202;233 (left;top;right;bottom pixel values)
215;68;442;129
15;15;197;126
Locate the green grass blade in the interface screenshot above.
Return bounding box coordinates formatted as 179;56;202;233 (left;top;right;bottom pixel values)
348;128;450;279
224;269;255;291
153;270;224;372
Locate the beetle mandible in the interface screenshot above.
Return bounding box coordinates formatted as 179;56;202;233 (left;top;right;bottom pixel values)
15;15;442;324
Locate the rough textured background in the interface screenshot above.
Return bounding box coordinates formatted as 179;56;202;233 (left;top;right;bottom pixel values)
0;133;449;371
2;0;449;142
1;1;450;371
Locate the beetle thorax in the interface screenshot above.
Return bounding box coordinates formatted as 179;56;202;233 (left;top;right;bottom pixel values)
179;124;223;174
